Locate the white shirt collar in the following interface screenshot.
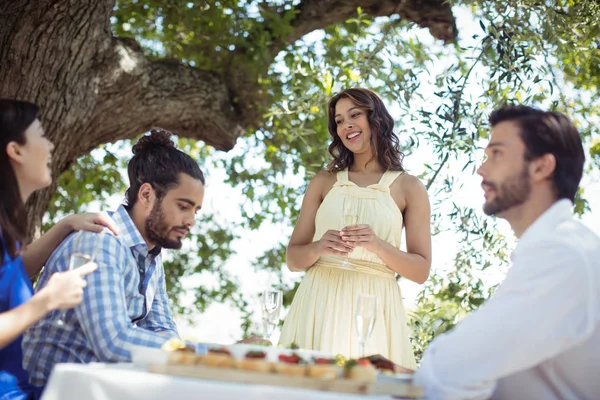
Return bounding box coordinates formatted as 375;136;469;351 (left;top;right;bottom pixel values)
511;199;573;260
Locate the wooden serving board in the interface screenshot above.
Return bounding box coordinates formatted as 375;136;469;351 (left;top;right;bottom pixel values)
148;363;424;398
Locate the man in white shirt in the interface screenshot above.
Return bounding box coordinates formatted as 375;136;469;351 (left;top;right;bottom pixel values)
413;105;600;399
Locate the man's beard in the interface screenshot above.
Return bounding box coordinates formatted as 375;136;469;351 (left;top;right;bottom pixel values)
483;165;532;216
145;199;185;249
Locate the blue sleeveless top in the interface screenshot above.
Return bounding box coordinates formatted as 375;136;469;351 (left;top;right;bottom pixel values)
0;235;34;400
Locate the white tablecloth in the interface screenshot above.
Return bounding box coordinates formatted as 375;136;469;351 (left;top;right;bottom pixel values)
41;363;395;400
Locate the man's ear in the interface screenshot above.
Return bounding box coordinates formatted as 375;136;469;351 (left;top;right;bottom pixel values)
530;153;556;183
5;141;24;164
137;183;155;208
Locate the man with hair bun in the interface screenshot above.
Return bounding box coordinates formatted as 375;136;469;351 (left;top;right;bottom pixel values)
23;129;206;390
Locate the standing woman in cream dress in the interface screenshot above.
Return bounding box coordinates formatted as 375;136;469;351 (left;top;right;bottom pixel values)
279;88;431;369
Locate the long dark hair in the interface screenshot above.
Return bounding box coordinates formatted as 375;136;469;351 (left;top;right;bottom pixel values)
326;88;405;173
0;99;39;260
124;129;205;208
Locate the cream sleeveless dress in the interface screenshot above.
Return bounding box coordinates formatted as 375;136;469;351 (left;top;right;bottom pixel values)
279;169;417;368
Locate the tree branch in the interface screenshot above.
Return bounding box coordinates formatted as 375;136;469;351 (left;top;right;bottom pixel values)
0;0;460;236
282;0;457;50
426;152;449;190
89;37;243;152
225;0;457;134
427;40;491;190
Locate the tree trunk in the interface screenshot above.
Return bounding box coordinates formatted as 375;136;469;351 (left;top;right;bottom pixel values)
0;0;456;238
0;0;243;236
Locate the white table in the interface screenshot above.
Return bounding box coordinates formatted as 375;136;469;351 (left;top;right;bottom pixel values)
41;363;395;400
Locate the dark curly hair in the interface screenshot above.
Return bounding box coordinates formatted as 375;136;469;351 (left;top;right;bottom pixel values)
326;88;404;173
124;129;205;208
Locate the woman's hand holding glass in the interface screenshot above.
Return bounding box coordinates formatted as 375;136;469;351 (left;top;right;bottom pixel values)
340;224;382;253
40;262;97;312
317;230;355;257
339;215;358;268
54;231;103;325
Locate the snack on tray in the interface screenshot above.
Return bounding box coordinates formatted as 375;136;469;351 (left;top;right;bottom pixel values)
161;339;199;365
344;359;377;383
202;347;235;368
307;357;341;380
361;354;396;374
237;350;273;373
334;354;347;367
274;353;307;377
161;338;188;352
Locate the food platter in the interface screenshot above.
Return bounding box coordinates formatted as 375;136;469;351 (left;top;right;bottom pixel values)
134;342;424;398
148;363;422;397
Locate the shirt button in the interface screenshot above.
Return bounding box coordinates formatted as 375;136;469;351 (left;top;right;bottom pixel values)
139;268;143;273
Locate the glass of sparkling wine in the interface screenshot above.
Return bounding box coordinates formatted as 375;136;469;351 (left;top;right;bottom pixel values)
355;294;378;358
261;289;283;343
55;231;100;326
340;214;358;269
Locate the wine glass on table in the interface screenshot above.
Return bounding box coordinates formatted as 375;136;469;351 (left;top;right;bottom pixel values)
261;289;283;343
355;294;378;358
55;231;102;326
340;214;358;269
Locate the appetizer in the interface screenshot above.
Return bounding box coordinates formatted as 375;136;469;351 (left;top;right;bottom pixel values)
161;338;188;352
161;338;198;365
202;347;235;368
344;359;377;383
307;357;341;380
362;354;412;374
237;350;272;373
274;353;306;377
363;354;394;372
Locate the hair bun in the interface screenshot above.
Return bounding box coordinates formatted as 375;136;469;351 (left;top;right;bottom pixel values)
132;129;176;155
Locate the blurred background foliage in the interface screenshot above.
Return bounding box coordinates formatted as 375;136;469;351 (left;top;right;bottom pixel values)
43;0;600;357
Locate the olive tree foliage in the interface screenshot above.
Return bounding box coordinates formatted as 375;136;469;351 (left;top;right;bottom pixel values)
408;0;600;359
41;0;599;349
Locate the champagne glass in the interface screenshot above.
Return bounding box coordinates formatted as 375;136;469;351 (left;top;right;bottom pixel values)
340;214;358;269
261;289;283;343
55;231;101;326
355;294;378;358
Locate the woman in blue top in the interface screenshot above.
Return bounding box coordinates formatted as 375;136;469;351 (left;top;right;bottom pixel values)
0;99;118;400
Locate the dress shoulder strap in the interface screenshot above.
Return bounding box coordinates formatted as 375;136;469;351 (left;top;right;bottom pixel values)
336;169;349;182
379;170;403;188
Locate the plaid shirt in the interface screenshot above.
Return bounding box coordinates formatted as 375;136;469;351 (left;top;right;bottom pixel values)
22;205;178;386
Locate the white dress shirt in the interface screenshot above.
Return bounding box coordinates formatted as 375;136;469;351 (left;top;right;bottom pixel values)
414;200;600;399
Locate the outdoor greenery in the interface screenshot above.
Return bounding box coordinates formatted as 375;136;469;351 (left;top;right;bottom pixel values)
43;0;600;358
